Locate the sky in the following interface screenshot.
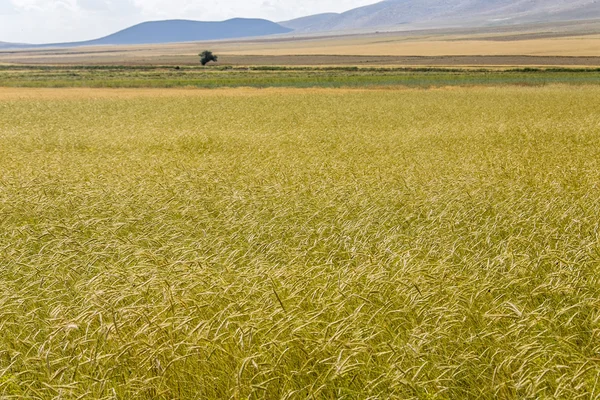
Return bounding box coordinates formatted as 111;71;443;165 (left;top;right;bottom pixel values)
0;0;379;44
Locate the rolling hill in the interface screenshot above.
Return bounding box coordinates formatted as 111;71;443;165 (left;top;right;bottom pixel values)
278;13;340;31
55;18;292;47
1;19;292;48
280;0;600;32
3;1;600;49
0;41;20;49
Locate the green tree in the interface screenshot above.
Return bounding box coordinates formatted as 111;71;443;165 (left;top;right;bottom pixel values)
199;50;218;66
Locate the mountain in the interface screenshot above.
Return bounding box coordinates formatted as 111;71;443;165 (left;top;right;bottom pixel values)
4;2;600;49
281;0;600;32
56;18;292;47
0;18;291;48
2;18;292;49
0;41;18;49
280;13;339;31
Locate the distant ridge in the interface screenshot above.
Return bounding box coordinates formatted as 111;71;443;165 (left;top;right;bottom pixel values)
54;18;292;47
279;13;339;32
2;18;292;49
3;1;600;49
281;0;600;32
0;41;25;49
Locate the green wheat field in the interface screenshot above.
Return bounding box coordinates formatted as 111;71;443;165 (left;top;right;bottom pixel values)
1;86;600;399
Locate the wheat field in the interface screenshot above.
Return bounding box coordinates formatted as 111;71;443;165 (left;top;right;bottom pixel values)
210;35;600;58
1;87;600;399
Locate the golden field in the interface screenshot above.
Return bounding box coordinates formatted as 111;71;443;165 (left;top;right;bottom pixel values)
1;86;600;399
212;34;600;57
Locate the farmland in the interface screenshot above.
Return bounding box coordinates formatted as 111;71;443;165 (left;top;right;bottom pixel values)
2;65;600;89
1;86;600;398
2;19;600;67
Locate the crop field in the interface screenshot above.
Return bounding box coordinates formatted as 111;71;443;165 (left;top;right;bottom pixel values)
1;86;600;399
3;66;600;89
208;34;600;58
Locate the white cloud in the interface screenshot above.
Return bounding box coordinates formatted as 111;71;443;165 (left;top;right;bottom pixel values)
0;0;15;14
0;0;378;43
10;0;77;12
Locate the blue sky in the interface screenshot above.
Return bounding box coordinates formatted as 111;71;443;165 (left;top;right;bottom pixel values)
0;0;378;43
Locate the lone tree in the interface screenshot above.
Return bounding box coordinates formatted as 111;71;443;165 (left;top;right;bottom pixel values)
199;50;218;66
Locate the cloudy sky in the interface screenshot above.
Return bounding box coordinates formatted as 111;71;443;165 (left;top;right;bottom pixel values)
0;0;378;43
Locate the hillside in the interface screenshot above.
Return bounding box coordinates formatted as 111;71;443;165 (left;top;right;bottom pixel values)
281;0;600;32
3;1;600;49
279;13;340;31
1;19;292;48
0;41;19;49
58;19;292;47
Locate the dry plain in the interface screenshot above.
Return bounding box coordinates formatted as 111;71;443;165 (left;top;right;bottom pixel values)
2;20;600;66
